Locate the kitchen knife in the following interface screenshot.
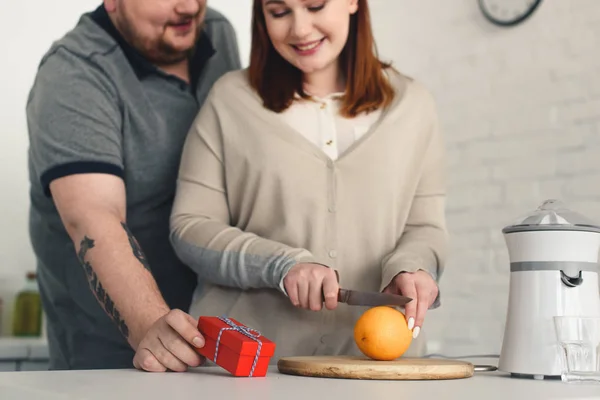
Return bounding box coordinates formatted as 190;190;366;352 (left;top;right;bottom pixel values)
321;270;413;307
337;288;413;307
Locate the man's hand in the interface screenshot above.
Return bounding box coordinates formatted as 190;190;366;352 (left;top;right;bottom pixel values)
283;263;339;311
383;270;438;339
133;309;206;372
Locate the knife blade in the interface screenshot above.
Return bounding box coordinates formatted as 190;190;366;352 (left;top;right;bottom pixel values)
321;270;413;307
337;288;413;307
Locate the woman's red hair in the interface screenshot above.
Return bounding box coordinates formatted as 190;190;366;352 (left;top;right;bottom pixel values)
248;0;395;118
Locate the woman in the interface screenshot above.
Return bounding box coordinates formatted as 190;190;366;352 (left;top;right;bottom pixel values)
170;0;447;360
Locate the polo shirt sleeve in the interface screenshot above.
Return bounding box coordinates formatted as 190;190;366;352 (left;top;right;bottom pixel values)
27;47;123;197
210;17;242;71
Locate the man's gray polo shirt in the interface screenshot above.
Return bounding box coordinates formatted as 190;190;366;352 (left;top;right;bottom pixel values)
26;5;241;370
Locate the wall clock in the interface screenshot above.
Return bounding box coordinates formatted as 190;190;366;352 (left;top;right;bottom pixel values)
479;0;543;27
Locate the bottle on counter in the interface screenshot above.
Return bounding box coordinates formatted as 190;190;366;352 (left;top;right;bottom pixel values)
12;271;42;337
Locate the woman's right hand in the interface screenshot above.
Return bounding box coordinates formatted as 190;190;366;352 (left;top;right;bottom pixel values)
283;263;339;311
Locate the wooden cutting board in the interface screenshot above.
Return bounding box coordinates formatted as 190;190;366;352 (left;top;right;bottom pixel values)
277;356;474;380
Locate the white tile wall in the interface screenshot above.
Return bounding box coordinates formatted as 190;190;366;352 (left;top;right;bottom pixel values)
369;0;600;356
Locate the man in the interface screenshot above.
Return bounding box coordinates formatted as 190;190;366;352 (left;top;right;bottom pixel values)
26;0;241;371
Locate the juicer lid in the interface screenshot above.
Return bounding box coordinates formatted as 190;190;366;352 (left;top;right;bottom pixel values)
503;199;600;234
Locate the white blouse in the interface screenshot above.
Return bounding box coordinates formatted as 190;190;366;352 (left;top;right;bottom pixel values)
280;92;382;160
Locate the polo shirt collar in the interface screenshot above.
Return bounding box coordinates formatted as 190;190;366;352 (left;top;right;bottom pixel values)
90;5;215;87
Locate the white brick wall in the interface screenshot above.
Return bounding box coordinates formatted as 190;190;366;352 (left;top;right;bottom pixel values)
370;0;600;356
2;0;598;353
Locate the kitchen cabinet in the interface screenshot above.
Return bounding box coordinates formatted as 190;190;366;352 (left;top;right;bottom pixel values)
0;362;17;372
0;338;49;371
19;361;50;371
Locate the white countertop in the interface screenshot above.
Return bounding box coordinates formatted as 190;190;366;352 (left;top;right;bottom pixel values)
0;358;599;400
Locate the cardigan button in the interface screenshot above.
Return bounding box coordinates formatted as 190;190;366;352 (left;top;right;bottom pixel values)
328;250;337;258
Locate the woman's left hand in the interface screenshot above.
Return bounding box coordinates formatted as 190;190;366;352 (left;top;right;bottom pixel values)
382;270;438;339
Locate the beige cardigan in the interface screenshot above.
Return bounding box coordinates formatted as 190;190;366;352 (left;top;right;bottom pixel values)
170;69;447;360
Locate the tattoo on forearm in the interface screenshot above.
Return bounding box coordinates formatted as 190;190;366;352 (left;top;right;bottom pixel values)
77;236;129;338
121;222;151;271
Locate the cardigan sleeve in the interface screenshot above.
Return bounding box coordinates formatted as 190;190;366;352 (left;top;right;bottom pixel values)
169;93;320;293
379;98;448;309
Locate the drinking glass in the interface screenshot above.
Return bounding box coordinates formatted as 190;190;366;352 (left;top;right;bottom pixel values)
554;316;600;384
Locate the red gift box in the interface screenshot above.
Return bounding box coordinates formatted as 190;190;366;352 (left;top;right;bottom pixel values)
196;316;276;377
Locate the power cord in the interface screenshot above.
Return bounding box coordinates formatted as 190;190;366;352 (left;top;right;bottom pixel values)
423;354;500;372
424;353;500;359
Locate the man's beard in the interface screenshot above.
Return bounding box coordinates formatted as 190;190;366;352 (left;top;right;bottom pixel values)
116;14;203;65
152;30;201;65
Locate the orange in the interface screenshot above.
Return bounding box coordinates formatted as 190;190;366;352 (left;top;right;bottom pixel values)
353;306;412;361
